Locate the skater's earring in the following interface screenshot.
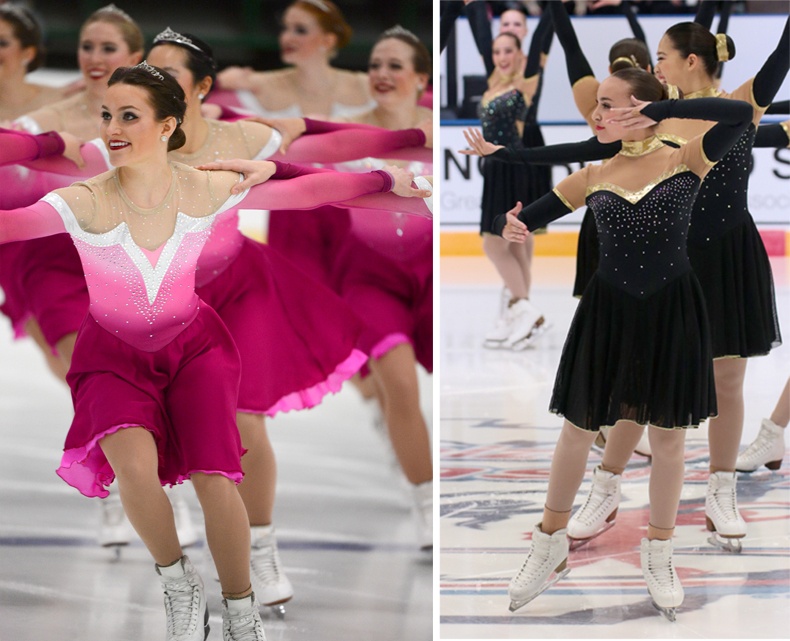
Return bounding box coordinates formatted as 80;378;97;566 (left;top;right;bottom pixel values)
198;93;205;101
160;135;168;142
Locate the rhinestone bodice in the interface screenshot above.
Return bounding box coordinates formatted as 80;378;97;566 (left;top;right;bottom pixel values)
588;170;701;298
687;124;756;244
480;89;527;148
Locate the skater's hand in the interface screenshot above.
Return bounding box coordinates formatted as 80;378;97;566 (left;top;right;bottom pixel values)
500;201;529;242
197;158;277;194
242;116;306;154
460;128;503;157
60;131;86;169
607;96;656;129
384;165;433;199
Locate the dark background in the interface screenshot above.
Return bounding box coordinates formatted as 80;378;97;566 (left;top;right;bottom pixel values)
15;1;432;73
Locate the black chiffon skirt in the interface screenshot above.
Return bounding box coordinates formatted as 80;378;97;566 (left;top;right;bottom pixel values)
688;218;782;359
550;271;717;431
573;208;599;298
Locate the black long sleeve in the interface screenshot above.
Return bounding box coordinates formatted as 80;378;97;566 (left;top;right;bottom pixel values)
754;123;790;148
550;0;594;85
642;97;753;161
439;1;464;54
465;1;495;77
492;190;572;236
714;1;733;80
753;18;790;109
621;1;653;70
766;100;789;115
491;136;621;166
525;9;553;78
694;0;717;30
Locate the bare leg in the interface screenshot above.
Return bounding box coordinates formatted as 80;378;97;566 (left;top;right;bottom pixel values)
55;331;77;370
509;236;534;298
482;234;530;300
368;343;432;485
191;472;252;597
647;425;686;535
542;421;598;533
600;420;647;475
770;376;790;428
709;358;748;472
236;412;277;526
24;318;69;382
100;427;181;564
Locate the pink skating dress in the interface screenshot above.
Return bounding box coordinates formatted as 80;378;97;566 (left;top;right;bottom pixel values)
0;121;427;412
0;161;400;497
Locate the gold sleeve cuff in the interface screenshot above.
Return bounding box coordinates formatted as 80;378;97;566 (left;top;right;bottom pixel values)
781;121;790;147
553;188;574;212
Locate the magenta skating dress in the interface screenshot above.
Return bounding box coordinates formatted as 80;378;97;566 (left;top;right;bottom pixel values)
0;161;402;497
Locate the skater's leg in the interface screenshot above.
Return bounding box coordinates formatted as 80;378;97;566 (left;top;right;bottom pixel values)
770;376;790;428
509;236;534;298
709;358;748;472
99;427;181;564
483;235;529;300
600;420;646;475
236;412;276;526
647;425;686;534
543;421;598;532
191;472;252;597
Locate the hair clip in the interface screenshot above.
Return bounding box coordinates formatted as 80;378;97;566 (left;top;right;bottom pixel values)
715;33;729;62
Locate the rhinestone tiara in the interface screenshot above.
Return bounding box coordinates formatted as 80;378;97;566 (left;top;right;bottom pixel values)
382;24;420;43
301;0;330;12
0;4;36;31
133;60;164;81
97;3;134;23
153;27;203;52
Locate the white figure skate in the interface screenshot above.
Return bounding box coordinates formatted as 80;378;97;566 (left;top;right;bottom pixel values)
98;490;134;561
508;524;570;612
594;425;651;459
567;466;621;550
411;480;433;551
735;418;785;472
249;525;293;619
222;593;266;641
640;538;684;621
503;299;545;350
483;292;515;350
156;555;209;641
705;471;746;553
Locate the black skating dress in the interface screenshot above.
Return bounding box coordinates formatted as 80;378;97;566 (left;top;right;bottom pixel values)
493;97;753;431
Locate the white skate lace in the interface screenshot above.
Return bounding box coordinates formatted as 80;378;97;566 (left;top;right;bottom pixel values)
513;541;553;588
576;484;615;526
741;426;776;461
646;548;677;592
251;543;281;586
224;603;264;641
162;575;200;636
710;478;739;521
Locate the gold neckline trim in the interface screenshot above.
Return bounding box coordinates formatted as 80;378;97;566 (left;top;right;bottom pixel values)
586;164;692;204
683;86;722;100
619;136;664;157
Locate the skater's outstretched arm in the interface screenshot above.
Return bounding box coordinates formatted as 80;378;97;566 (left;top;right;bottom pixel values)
754;121;790;148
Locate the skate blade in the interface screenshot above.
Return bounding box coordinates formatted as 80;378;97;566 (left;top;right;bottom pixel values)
508;323;552;351
652;601;677;621
508;567;570;612
482;340;508;350
707;534;743;553
568;521;615;551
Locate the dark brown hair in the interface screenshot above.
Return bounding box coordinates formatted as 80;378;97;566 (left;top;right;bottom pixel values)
664;22;736;76
609;38;651;72
108;65;187;151
374;27;431;78
612;67;669;102
150;31;218;100
0;4;45;72
493;31;522;51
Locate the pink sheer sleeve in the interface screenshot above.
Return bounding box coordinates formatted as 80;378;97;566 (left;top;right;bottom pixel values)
277;124;431;164
0;200;68;243
342;191;432;219
238;165;395;211
0;128;64;164
22;140;110;178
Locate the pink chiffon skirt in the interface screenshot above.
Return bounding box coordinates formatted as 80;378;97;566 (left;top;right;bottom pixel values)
196;238;366;416
58;305;244;498
333;234;433;376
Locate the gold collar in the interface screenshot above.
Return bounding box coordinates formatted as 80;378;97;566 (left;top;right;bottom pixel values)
619;136;664;157
683;86;722;100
